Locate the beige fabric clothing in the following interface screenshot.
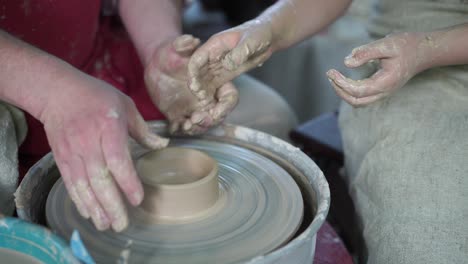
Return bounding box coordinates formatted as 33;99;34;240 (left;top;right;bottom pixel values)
340;66;468;263
339;0;468;263
0;102;27;215
368;0;468;38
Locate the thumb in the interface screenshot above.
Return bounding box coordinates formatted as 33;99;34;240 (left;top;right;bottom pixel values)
127;101;169;149
223;35;257;70
223;31;272;72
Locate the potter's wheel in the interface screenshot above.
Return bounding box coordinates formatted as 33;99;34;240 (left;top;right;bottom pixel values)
46;139;304;263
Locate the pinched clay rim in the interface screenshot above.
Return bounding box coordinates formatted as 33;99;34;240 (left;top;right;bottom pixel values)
136;147;221;221
137;147;219;190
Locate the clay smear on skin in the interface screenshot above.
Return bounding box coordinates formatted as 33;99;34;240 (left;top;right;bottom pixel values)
74;179;108;230
89;166;128;232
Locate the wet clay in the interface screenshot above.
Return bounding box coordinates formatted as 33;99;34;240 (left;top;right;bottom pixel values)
136;147;219;221
46;138;304;263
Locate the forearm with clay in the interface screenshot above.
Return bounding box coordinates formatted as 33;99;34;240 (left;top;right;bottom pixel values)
187;0;351;100
120;0;239;135
0;29;168;232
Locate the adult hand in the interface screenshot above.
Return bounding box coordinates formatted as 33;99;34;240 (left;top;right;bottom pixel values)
40;74;168;232
327;32;427;107
187;20;273;102
145;34;238;134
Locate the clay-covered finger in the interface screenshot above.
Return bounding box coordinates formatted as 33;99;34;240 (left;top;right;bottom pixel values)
49;136;91;219
211;82;239;122
190;110;212;127
188;51;209;80
101;122;144;209
344;39;393;68
169;119;183;134
326;69;381;98
231;50;271;78
188;35;234;91
173;34;201;57
68;155;111;231
224;37;267;71
189;35;232;79
84;136;129;232
182;119;193;132
187;124;210;135
328;68;395;98
57;160;90;219
330;79;387;107
54;134;110;230
127;103;169;149
188;55;208;93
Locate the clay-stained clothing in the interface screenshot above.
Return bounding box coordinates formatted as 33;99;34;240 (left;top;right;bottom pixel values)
368;0;468;37
339;0;468;263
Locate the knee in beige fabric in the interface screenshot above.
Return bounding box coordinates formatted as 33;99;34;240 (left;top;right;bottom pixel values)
225;74;298;141
338;69;468;264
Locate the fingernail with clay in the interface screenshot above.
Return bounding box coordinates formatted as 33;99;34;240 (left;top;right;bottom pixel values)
198;90;207;99
92;207;110;231
232;51;245;67
146;133;169;149
131;190;144;206
344;54;356;66
69;187;90;219
191;112;205;124
183;120;193;131
112;214;129;232
222;55;237;71
190;79;200;92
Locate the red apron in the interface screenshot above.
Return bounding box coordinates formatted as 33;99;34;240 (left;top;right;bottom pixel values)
0;0;165;174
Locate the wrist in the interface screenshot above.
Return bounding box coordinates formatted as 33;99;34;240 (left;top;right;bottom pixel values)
0;35;71;120
256;1;296;52
18;54;84;122
0;45;89;122
413;31;448;73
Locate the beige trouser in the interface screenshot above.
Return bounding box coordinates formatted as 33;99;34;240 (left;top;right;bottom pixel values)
338;1;468;262
339;65;468;263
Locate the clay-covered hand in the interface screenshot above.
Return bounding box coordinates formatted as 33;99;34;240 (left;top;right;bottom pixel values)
145;35;239;134
40;74;168;232
187;20;274;101
327;32;428;107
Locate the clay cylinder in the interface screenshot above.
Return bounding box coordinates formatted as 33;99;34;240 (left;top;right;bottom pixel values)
136;147;219;221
